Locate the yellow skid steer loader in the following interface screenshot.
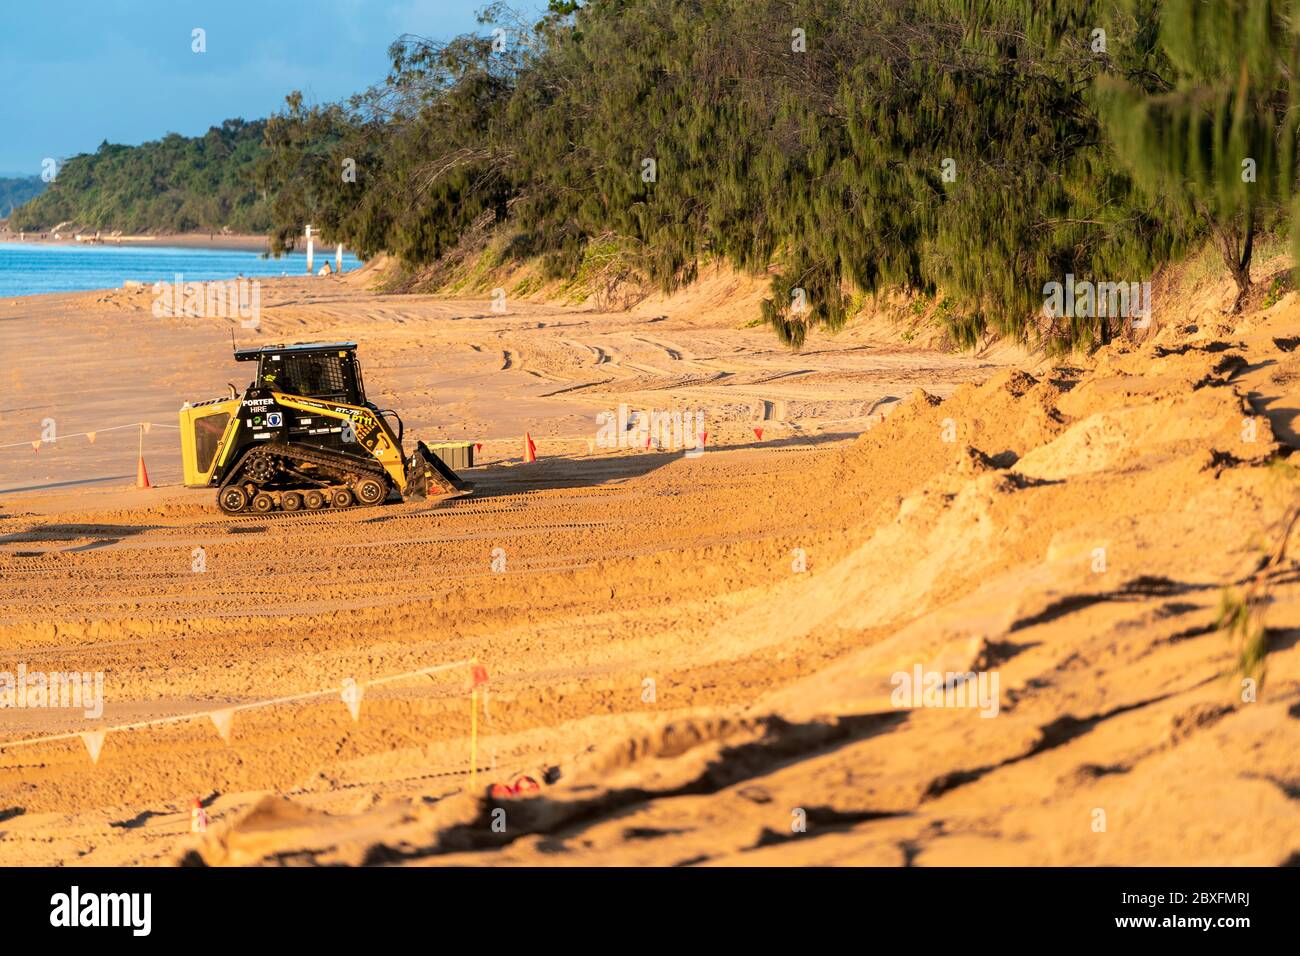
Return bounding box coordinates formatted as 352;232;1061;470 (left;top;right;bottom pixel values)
179;342;470;514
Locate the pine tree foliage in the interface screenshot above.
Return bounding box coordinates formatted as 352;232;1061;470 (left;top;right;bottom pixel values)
258;0;1299;347
12;120;271;234
1096;0;1300;311
0;176;46;219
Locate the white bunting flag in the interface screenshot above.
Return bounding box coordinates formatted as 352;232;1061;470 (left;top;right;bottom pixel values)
341;679;363;722
81;730;107;765
209;708;235;743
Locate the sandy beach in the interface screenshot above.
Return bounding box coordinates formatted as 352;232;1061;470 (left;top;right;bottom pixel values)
0;264;1297;867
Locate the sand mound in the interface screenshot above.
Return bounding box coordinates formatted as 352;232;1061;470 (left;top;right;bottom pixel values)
149;310;1300;866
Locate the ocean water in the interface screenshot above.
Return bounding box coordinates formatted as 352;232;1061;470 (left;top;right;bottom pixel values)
0;241;362;298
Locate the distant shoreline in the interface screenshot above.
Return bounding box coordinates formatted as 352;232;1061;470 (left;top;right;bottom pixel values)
0;228;270;252
0;234;363;300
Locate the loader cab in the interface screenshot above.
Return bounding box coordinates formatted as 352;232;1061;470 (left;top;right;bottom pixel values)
235;342;367;406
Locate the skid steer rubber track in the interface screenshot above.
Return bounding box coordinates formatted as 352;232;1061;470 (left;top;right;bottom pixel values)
217;442;392;515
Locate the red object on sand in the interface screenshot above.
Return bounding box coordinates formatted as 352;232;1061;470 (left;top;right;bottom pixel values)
512;775;540;794
523;433;537;463
471;664;489;686
137;456;152;489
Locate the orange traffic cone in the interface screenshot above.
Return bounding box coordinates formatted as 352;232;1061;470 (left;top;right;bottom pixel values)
136;423;152;489
523;433;537;463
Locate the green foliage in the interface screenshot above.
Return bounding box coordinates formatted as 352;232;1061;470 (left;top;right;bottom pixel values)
1215;588;1268;686
0;176;46;219
1262;274;1287;309
254;0;1300;348
10;120;271;234
1097;0;1300;311
258;30;519;259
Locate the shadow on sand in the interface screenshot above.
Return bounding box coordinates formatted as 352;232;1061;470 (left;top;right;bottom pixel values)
460;430;859;501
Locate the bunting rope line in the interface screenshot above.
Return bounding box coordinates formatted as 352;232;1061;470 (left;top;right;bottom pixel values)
0;657;477;763
0;421;702;453
0;420;180;451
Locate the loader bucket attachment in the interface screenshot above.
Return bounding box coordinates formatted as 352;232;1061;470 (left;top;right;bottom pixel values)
405;441;470;500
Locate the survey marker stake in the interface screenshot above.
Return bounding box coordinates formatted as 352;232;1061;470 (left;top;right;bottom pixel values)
470;661;489;792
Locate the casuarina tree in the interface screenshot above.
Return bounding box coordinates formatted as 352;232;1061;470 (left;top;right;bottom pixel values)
1097;0;1300;312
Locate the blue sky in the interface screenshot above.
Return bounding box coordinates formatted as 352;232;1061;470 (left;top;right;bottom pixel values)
0;0;545;176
